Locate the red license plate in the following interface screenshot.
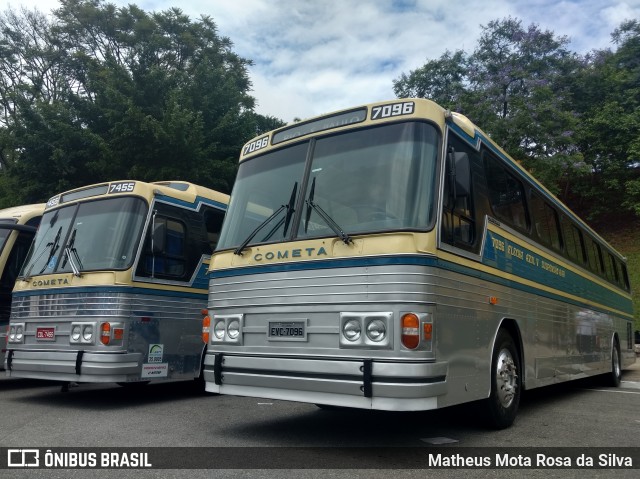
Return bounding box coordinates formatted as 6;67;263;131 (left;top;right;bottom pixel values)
36;327;55;341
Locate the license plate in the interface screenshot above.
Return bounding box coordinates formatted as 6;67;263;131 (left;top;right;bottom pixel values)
267;321;307;341
36;327;56;341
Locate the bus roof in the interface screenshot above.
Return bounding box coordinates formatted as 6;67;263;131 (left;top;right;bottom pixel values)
150;181;230;205
45;180;229;211
0;203;46;224
238;97;625;263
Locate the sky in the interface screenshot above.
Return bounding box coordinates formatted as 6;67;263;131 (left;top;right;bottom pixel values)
0;0;639;123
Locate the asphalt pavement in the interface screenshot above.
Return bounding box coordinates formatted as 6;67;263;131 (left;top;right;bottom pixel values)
622;356;640;383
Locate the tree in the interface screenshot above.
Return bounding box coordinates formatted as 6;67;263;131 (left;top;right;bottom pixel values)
0;0;284;206
570;20;640;218
393;17;585;199
393;50;469;109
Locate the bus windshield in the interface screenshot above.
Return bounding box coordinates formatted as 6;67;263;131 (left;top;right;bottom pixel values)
20;197;147;278
0;220;17;255
218;122;439;250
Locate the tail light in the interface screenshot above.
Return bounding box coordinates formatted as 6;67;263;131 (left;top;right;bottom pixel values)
401;313;420;349
202;309;210;344
100;322;111;345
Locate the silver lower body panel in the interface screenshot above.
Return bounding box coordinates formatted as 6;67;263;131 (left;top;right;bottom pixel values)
203;353;447;411
4;349;141;383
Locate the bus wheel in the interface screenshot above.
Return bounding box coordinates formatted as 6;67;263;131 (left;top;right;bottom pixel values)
606;341;622;387
484;329;521;429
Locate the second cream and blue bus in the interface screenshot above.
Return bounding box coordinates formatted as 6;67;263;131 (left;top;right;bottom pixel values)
5;180;228;387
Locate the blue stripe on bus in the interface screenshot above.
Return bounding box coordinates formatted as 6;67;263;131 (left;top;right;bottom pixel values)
208;254;634;318
192;263;211;289
481;230;631;315
155;194;227;211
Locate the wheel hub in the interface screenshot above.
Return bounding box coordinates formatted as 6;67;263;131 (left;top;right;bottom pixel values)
496;349;518;408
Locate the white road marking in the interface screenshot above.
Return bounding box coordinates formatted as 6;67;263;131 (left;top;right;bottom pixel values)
584;388;640;395
620;381;640;390
420;437;459;445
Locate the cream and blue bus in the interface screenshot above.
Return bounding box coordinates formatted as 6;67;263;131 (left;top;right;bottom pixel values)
5;180;228;388
202;98;634;428
1;203;45;370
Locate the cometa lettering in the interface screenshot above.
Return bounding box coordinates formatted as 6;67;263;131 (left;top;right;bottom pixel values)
32;278;69;287
254;247;328;262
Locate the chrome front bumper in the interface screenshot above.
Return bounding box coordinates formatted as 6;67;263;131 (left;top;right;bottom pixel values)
204;354;448;411
4;349;142;383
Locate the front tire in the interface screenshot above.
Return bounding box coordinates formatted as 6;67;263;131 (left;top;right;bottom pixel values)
483;329;521;429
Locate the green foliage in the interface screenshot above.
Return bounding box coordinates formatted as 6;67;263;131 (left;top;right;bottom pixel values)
393;16;640;218
393;50;469;109
598;217;640;332
0;0;284;205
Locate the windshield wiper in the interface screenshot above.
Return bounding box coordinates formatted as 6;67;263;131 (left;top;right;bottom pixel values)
61;228;83;277
258;181;298;244
234;182;298;256
20;210;61;281
35;226;62;275
304;177;352;245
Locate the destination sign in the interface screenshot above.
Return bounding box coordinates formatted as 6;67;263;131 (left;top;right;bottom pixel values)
271;108;367;145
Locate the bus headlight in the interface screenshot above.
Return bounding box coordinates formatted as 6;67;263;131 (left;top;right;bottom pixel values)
366;320;386;342
71;325;81;342
213;320;225;340
8;323;26;344
210;314;244;345
343;320;361;342
340;313;392;349
70;322;96;344
82;325;94;342
227;319;240;339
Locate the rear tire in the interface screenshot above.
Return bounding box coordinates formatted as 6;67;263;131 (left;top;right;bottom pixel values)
606;340;622;387
483;329;521;430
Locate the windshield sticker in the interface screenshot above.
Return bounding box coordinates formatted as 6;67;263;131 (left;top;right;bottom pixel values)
47;257;57;271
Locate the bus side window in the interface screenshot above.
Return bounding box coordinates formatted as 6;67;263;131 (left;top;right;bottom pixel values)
138;215;187;279
441;136;477;252
0;231;35;288
604;252;619;285
560;216;586;265
530;193;562;251
621;263;631;291
204;208;225;252
585;237;604;275
484;153;529;231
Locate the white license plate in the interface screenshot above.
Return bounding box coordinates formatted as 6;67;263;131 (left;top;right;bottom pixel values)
267;321;307;341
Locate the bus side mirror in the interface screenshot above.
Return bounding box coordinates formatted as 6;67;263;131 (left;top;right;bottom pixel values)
454;152;471;198
152;223;166;254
